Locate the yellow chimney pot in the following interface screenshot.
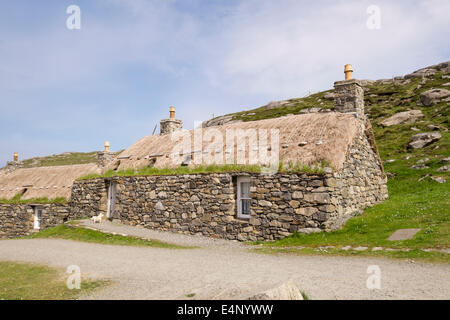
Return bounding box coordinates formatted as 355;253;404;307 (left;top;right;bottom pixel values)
13;152;18;162
170;106;175;119
344;64;354;80
104;141;110;152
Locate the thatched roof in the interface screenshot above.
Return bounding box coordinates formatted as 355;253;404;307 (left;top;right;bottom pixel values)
0;163;101;200
109;112;359;172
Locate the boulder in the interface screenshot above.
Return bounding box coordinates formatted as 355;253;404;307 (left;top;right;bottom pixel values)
265;100;289;110
431;176;446;184
379;110;424;127
323;92;335;100
437;165;449;172
248;280;304;300
420;89;450;106
408;132;442;149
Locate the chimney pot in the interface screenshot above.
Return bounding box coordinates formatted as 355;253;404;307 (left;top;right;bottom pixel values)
13;152;18;162
344;64;354;80
170;106;175;119
104;141;110;152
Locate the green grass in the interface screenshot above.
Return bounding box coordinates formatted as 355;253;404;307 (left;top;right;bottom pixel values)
26;224;192;249
78;163;327;180
0;193;67;204
0;261;108;300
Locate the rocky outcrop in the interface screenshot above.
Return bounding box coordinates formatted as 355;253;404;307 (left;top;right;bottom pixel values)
404;61;450;79
202;115;242;128
420;88;450;106
379;110;424;127
408;132;442;149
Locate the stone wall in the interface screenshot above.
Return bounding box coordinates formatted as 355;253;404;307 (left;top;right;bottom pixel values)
0;203;70;238
70;178;108;218
71;136;388;241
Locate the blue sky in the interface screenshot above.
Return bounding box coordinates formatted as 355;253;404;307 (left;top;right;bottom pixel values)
0;0;449;166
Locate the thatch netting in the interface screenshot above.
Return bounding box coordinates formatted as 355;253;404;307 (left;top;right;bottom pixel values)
109;112;359;172
0;163;101;200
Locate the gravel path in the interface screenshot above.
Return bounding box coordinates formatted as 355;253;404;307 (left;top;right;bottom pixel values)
78;220;248;250
0;234;449;299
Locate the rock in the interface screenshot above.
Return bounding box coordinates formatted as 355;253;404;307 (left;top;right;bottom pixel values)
420;88;450;106
410;127;420;132
427;124;440;131
440;157;450;163
259;200;272;207
248;280;303;300
323;92;335;100
264;100;290;110
154;201;165;211
353;246;368;251
298;141;308;147
417;158;429;164
408;132;442;149
297;227;321;234
379;110;424;127
437;165;450;172
411;165;429;170
431;176;446;184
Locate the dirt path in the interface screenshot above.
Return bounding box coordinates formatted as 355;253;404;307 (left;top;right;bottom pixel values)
0;233;449;299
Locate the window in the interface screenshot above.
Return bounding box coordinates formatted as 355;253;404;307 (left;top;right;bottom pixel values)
237;176;251;219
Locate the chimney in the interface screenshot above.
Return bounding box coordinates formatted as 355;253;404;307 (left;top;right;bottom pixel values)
334;64;365;120
97;141;114;167
160;106;182;135
4;152;22;173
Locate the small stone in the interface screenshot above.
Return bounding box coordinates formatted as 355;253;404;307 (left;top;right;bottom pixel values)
353;246;368;251
431;176;446;183
154;201;165;211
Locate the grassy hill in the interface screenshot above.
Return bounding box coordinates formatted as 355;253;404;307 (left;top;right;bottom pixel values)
206;62;449;262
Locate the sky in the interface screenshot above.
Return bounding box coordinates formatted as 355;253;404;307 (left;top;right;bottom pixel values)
0;0;449;166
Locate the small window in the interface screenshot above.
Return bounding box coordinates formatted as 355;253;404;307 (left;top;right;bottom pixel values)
237;176;251;219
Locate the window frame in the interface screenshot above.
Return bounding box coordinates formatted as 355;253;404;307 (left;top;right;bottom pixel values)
236;176;251;219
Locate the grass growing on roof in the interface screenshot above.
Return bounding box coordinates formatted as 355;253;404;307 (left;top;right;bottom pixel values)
0;261;108;300
78;163;328;180
26;224;192;249
0;193;67;204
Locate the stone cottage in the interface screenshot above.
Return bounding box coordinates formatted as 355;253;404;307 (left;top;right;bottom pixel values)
70;68;388;241
0;158;102;238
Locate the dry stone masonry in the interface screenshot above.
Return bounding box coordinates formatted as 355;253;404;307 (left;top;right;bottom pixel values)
0;203;70;238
